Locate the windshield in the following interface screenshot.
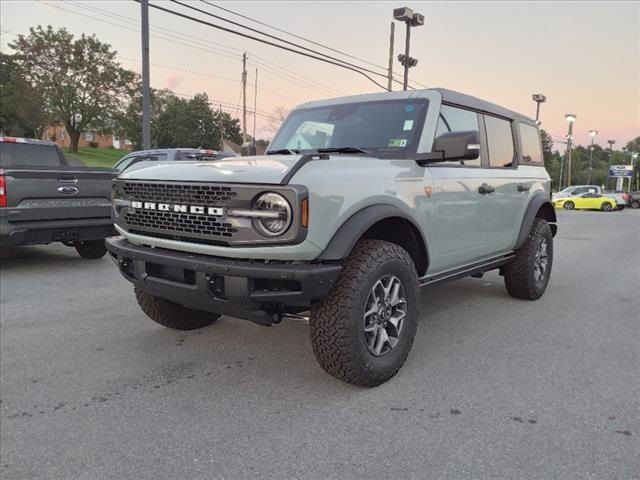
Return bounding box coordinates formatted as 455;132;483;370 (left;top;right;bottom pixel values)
269;99;428;155
0;143;62;167
556;187;574;196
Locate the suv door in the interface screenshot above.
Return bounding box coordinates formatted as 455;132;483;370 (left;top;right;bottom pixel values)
427;104;491;273
478;114;529;252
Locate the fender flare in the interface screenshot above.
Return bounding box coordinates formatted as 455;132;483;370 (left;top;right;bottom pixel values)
515;193;557;249
318;204;428;262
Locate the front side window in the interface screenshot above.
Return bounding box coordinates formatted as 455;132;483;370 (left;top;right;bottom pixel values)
485;115;515;167
269;99;429;155
519;123;543;164
434;104;481;167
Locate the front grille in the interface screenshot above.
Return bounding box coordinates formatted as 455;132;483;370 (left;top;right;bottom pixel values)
119;181;242;244
123;182;237;203
124;209;238;238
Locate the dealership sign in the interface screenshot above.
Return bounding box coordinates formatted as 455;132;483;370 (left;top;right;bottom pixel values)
608;165;634;178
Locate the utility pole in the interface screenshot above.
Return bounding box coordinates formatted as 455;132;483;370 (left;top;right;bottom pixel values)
241;52;247;147
219;104;224;151
141;0;151;150
253;68;258;148
387;22;395;91
588;130;597;185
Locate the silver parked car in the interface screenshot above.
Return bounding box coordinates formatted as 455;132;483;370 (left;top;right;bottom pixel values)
114;148;235;173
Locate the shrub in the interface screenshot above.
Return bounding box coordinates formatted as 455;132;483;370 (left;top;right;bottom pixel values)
89;141;99;149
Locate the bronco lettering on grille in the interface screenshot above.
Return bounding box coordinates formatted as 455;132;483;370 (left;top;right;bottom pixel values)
131;201;224;216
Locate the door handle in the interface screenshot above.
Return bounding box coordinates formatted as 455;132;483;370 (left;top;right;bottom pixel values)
478;183;495;194
58;176;78;184
517;183;531;192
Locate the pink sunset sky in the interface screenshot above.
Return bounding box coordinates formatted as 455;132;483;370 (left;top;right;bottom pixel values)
1;0;638;149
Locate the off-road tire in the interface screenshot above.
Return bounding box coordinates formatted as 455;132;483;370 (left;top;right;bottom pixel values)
310;239;419;387
563;201;574;210
601;202;613;212
135;287;220;330
74;239;107;259
504;218;553;300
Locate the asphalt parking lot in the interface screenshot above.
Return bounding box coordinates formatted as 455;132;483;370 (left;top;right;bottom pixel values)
1;210;638;480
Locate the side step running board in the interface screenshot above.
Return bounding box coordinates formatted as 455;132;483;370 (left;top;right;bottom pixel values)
419;254;515;287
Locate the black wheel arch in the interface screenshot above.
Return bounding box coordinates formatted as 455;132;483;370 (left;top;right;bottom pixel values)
318;204;429;276
515;193;557;250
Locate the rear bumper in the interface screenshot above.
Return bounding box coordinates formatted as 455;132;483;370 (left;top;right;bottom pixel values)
105;236;342;326
0;215;116;246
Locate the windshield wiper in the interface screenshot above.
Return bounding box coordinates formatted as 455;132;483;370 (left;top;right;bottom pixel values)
267;148;299;155
315;147;371;155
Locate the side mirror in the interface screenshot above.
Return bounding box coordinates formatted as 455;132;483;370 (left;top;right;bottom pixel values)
432;130;481;162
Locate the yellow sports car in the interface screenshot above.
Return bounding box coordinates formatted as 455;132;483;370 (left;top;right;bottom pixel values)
553;192;617;211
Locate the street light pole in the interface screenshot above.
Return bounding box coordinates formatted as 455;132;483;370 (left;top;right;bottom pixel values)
564;114;576;188
588;130;597;185
532;94;546;124
632;152;639;192
607;139;615;189
393;7;423;91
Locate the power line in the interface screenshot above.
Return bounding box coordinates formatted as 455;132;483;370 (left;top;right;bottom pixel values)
141;0;389;91
201;1;427;89
55;1;342;98
182;0;404;89
117;56;301;102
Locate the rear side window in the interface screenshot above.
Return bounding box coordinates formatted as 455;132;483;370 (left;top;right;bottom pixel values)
519;123;543;164
0;143;62;167
484;116;515;168
435;105;481;167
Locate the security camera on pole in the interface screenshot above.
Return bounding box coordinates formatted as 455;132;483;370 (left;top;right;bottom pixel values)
393;7;424;91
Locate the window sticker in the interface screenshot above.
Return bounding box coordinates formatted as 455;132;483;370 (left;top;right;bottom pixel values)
404;104;415;112
388;138;408;147
403;119;414;131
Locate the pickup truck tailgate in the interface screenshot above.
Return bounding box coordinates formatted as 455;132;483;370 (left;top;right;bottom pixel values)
2;166;115;222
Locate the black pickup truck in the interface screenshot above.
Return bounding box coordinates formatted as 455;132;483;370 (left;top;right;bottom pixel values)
0;137;116;258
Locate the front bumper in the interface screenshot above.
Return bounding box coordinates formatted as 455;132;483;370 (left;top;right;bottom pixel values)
106;236;342;326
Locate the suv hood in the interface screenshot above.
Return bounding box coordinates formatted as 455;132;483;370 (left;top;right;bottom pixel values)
119;155;303;185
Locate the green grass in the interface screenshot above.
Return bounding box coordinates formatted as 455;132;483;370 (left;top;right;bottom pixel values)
66;147;126;168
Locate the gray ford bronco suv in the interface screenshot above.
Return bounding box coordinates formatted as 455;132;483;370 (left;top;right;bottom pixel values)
106;88;557;387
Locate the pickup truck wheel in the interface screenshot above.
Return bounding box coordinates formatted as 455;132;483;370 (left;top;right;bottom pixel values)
74;240;107;259
310;239;419;387
504;218;553;300
134;288;220;330
600;202;613;212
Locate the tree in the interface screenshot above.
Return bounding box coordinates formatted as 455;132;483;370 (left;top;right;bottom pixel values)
267;106;289;134
113;87;176;150
0;53;48;137
115;91;242;150
9;26;137;152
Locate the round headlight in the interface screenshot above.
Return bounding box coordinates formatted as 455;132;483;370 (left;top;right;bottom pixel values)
252;192;292;237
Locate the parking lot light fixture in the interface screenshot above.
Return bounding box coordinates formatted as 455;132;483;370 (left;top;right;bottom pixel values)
562;114;576;188
393;6;424;91
587;130;597;184
532;94;546;123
